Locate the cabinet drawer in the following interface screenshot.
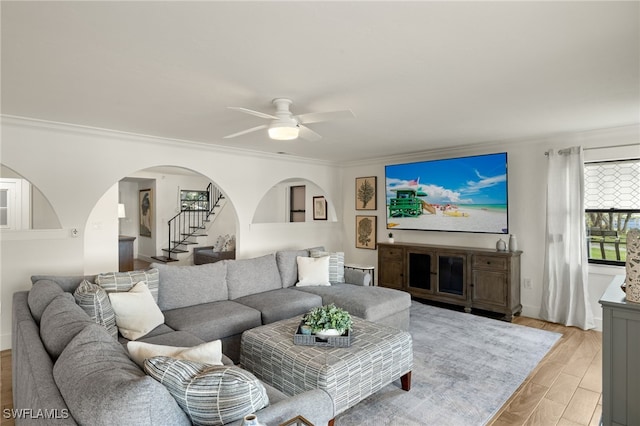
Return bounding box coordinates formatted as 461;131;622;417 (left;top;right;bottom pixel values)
473;255;508;270
381;248;403;260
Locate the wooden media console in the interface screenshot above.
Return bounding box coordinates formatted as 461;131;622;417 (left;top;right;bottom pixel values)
378;242;522;321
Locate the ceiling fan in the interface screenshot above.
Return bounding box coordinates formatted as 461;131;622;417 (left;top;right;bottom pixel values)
224;98;355;142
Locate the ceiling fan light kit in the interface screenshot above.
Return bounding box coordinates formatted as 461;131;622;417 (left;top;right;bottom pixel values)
268;121;300;140
225;98;355;142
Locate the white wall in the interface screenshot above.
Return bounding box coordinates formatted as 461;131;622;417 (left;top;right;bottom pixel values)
0;116;344;349
1;116;637;349
341;125;639;331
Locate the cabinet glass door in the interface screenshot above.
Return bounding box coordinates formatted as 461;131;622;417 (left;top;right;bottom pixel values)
437;255;465;296
408;252;433;292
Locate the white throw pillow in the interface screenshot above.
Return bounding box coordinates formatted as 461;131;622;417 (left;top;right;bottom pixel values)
296;255;331;287
127;340;223;368
108;281;164;340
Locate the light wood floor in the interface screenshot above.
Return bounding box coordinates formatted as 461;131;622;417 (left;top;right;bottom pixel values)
0;316;601;426
489;317;602;426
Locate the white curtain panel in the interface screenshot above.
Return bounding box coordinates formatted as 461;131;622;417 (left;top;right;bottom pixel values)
540;147;595;330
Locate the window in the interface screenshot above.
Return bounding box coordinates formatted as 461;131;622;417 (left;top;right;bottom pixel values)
289;185;305;222
180;190;209;211
585;158;640;266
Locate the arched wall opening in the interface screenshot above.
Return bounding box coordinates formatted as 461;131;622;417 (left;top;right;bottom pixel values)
85;165;238;270
252;177;338;224
0;164;62;230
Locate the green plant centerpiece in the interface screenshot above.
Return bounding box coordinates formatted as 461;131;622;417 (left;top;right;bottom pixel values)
303;304;353;337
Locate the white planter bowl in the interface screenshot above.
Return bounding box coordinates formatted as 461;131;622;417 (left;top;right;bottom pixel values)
315;329;341;340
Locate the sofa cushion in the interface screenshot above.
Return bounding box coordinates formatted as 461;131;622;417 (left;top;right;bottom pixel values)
73;279;118;339
275;249;310;288
96;268;160;303
310;249;345;283
108;282;165;340
40;293;94;359
295;284;412;322
296;256;331;287
31;275;95;293
127;340;223;368
152;261;228;311
27;279;64;324
163;300;261;342
144;357;268;426
226;254;282;299
54;324;189;426
235;289;323;324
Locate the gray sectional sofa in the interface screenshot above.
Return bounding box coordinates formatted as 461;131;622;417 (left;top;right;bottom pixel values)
12;247;411;425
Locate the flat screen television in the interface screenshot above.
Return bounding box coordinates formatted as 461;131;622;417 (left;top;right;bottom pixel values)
385;152;508;234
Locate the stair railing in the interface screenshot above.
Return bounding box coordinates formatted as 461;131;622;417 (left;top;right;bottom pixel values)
164;183;225;261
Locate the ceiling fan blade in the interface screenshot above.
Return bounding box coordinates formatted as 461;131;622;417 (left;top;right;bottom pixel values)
223;124;268;139
299;125;322;142
296;109;355;124
227;107;278;120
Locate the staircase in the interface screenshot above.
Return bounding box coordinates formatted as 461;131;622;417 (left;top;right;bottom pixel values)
152;183;225;263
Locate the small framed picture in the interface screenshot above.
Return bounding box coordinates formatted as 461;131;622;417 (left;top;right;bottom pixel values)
356;215;377;249
355;176;377;210
313;196;327;220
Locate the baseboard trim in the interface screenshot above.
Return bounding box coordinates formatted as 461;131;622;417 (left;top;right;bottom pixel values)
521;304;603;331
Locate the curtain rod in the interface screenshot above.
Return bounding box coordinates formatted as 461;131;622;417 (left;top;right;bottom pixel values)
545;142;640;156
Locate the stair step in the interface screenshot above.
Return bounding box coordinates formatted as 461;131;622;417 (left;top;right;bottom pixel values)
151;256;179;263
183;233;207;237
162;248;188;254
171;240;198;245
189;226;206;230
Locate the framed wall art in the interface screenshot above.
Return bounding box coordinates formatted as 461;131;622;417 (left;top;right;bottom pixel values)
313;196;327;220
139;189;153;238
355;215;377;250
355;176;377;210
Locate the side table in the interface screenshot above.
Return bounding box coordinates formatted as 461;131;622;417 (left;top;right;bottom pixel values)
344;264;375;285
118;235;136;272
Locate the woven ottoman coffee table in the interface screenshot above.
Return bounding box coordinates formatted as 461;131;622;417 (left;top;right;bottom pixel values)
240;316;413;419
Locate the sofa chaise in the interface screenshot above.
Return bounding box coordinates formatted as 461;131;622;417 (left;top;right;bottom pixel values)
12;247;411;425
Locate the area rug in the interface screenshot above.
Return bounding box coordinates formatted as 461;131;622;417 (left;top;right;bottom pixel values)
334;301;562;426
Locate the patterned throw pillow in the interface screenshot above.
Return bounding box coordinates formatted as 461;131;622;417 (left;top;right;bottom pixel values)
96;268;159;303
310;250;345;283
73;280;118;339
144;357;269;426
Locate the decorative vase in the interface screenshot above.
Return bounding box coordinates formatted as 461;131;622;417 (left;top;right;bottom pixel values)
315;329;341;340
509;234;518;252
242;414;264;426
300;325;312;335
496;239;506;251
625;229;640;303
388;237;395;244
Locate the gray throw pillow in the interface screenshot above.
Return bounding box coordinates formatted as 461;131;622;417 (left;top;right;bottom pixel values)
144;357;269;426
73;279;118;339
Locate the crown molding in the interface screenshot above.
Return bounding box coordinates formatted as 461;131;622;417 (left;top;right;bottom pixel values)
1;115;340;167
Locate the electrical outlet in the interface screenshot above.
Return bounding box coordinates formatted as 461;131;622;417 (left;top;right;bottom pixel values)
523;278;532;290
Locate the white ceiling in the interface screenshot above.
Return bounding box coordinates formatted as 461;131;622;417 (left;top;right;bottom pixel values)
2;1;638;162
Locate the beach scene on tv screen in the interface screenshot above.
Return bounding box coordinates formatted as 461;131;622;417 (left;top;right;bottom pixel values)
385;153;508;234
